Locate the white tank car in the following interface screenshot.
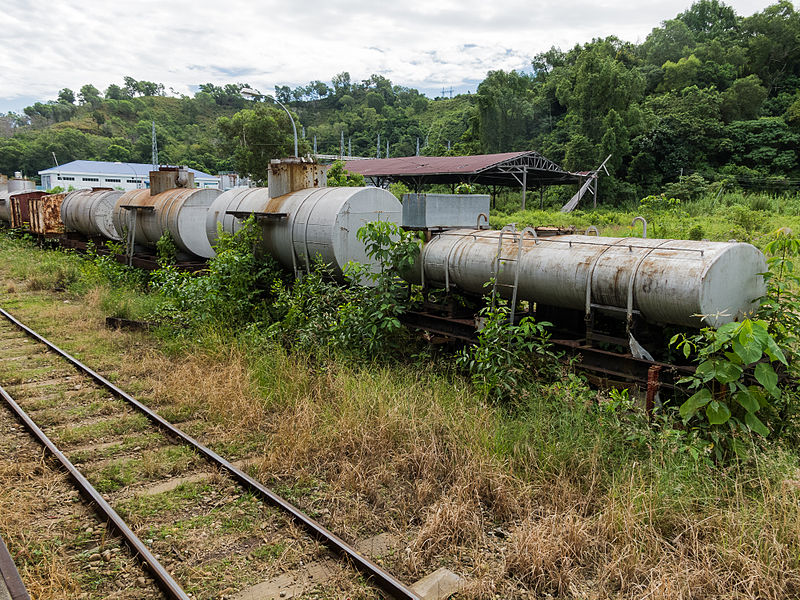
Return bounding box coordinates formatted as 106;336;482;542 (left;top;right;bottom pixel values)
410;228;767;328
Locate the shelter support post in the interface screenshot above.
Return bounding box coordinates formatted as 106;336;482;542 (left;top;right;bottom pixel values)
521;167;527;210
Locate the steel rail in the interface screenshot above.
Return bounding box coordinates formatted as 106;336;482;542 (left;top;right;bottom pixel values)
0;307;421;600
0;534;30;600
0;384;190;600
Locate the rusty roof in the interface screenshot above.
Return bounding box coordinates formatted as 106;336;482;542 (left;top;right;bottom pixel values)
344;151;581;188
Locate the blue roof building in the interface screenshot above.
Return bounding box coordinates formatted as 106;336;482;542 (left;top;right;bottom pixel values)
38;160;219;192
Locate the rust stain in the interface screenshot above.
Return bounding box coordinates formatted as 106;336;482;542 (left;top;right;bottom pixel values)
9;191;46;228
30;193;66;235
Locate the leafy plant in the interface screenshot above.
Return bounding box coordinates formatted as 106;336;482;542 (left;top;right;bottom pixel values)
156;231;178;265
149;217;280;328
759;227;800;364
356;220;422;279
671;318;786;458
457;305;555;402
84;241;144;288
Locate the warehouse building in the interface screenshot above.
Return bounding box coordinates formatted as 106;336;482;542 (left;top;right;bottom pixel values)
39;160;219;192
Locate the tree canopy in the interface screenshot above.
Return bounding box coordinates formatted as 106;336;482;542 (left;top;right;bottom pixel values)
2;2;800;201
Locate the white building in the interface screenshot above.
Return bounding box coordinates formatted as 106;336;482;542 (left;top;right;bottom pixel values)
39;160;219;192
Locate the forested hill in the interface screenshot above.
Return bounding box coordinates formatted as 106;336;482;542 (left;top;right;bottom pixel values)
1;0;799;202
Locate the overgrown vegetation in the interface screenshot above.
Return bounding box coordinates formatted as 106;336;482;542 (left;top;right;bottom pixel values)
2;208;800;596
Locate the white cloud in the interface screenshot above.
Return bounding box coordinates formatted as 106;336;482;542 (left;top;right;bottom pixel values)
0;0;778;111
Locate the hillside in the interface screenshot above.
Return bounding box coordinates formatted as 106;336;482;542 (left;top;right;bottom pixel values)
1;0;799;200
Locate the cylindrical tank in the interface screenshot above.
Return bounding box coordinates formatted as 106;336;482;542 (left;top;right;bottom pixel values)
112;188;221;258
258;186;401;278
205;187;269;250
412;230;767;328
0;178;35;222
61;188;124;240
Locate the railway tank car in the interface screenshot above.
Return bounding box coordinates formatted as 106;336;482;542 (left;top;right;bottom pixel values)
207;159;402;281
61;188;124;240
0;175;35;223
406;226;766;329
112;168;221;259
205;186;271;248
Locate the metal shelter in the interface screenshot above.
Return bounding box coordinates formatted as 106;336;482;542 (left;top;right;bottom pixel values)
344;151;582;209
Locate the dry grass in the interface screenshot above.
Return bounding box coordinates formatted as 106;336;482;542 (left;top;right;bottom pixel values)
2;236;799;598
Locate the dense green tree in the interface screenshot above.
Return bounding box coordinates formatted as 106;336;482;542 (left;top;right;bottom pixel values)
57;88;75;104
475;70;536;152
721;75;768;122
78;85;102;107
217;104;303;183
105;84;126;100
641;19;695;66
676;0;739;41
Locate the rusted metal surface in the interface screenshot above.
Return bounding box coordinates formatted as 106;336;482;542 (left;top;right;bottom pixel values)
28;193;65;235
149;167;194;196
646;365;662;419
347;152;528;177
345;151;581;187
400;309;695;391
9;191;46;229
267;158;327;198
57;235;207;272
113;187;220;258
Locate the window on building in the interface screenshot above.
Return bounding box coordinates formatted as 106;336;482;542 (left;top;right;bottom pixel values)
58;176;75;181
105;178;121;183
126;179;139;184
82;177;99;182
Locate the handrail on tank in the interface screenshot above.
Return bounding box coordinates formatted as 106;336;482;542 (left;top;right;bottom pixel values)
632;216;648;239
476;213;489;230
585;225;600;236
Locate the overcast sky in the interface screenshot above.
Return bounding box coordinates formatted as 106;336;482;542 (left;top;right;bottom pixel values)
0;0;779;113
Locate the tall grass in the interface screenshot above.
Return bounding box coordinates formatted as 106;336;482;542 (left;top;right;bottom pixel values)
492;190;800;246
2;219;799;597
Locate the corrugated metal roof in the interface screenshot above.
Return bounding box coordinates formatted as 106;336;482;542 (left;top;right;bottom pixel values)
344;151;581;188
39;160;216;179
345;152;529;177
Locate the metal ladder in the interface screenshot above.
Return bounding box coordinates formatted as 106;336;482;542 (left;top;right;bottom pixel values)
491;225;538;323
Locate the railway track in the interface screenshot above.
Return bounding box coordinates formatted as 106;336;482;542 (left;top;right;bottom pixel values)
0;307;422;600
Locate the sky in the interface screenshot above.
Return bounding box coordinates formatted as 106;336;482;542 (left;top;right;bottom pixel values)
0;0;780;114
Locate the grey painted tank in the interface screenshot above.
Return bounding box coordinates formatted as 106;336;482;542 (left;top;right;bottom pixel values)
0;179;35;222
61;189;123;240
258;186;401;278
412;229;767;328
112;188;221;258
205;187;269;250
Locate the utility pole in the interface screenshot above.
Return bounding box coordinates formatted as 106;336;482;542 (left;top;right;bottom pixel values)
151;121;158;170
302;126;306;139
348;138;352;157
51;152;59;167
416;137;420;156
386;139;389;158
313;135;317;154
340;131;344;158
377;133;380;158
